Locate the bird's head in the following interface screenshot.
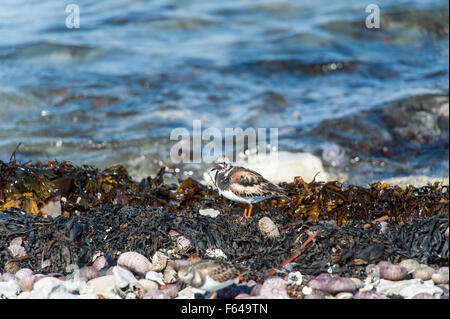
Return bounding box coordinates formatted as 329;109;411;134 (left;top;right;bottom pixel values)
208;156;232;184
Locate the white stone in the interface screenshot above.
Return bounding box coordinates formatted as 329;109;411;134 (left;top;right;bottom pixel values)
81;275;116;298
49;291;82;299
112;266;138;289
400;284;443;299
145;271;165;286
32;277;66;298
376;279;422;297
176;287;205;299
199;208;220;218
63;278;87;293
0;280;20;298
138;279;159;292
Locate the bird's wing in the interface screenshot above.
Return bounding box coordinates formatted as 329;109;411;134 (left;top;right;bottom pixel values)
229;167;288;198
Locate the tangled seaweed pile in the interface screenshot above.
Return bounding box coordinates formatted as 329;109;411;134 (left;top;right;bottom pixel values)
0;159;448;287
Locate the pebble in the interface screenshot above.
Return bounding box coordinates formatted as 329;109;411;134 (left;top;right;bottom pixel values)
335;292;353;299
118;251;152;275
432;267;449;285
150;251;168;272
353;290;387;299
138;279;159;292
0;280;20;298
199;208;220;218
400;283;443;299
145;271;165;286
113;266;138;289
378;262;407;281
176;287;205;299
412;265;435;281
82;275;116;298
260;277;289;299
325;277;357;294
399;259;421;274
303;289;326;299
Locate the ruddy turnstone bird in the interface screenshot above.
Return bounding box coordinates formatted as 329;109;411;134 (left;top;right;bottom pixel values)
209;157;289;219
177;259;249;298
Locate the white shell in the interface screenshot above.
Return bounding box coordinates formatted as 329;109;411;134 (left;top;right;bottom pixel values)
8;237;27;258
113;266;138;289
258;217;281;238
18;275;37;292
14;268;33;281
145;271;165;286
117;251;152;275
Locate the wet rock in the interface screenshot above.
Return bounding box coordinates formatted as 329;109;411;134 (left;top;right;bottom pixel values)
258;217;281;239
412;265;435;281
378;262;407;281
432;267;449;285
399;259;421;274
117;251;152;275
260;277;288;299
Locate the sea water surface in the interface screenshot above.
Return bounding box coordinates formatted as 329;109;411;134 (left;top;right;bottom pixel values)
0;0;448;184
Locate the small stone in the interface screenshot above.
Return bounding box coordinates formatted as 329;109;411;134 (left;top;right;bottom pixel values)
412;293;435;299
325;277;357;294
63;278;87;293
349;277;364;289
287;271;303;286
113;266;138;289
5;260;21;274
82;275;116;298
412;265;435;281
149;251;168;272
138;279;159;292
0;280;20;298
40;196;62;218
199;208;220;218
163;264;178;284
335;292;353;299
117;252;152;275
260;277;288;299
399;259;421;274
400;284;443;299
250;284;263;296
304;290;326;299
145;271;165;285
176;287;205;299
431;267;449;285
353;290;386;299
32;277;66;298
378;262;407;281
8;237;27;259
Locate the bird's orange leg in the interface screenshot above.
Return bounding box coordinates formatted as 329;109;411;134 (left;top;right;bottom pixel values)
246;204;253;218
209;291;218;299
243;206;248;219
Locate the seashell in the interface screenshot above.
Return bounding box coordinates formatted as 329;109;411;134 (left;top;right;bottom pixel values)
432;267;449;285
260;277;289;299
78;266;101;282
169;230;181;240
302;286;312;295
199;208;220;218
307;273;333;291
163;264;178;284
287;271;303;286
325;277;357;294
412;265;435;281
445;227;449;238
258;217;281;239
378;262;407;281
145;271;165;286
412;293;435;299
399;259;421;274
138;279;159;292
129;282;146;299
14;268;33;281
205;248;227;260
117;252;152;275
353;290;386;299
18;275;37;292
8;237;27;259
150;251;168;272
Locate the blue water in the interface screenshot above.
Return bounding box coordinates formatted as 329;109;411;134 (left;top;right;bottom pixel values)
0;0;448;184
